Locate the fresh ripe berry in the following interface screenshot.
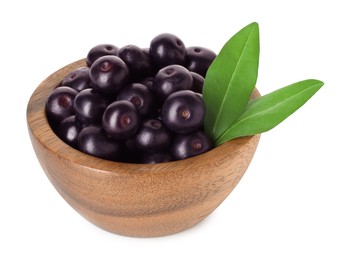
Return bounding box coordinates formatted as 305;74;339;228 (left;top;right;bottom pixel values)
170;131;213;160
57;115;83;148
141;152;173;164
117;83;154;116
46;86;78;124
185;46;216;77
90;55;129;95
149;33;186;68
86;44;118;67
153;64;193;100
73;89;109;124
61;67;91;92
134;119;172;152
162;90;205;134
118;45;153;79
190;71;204;94
102;100;140;139
78;126;122;161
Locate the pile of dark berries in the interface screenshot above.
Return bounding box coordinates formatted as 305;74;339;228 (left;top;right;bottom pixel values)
45;33;216;163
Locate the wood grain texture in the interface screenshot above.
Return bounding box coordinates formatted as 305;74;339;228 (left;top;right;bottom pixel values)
27;59;260;237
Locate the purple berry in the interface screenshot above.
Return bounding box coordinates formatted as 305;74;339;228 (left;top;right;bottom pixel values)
73;88;109;124
61;67;91;92
162;90;205;134
90;55;129;96
118;45;153;79
185;46;216;77
190;71;204;94
86;44;118;67
134;119;172;152
117;83;155;116
170;131;213;160
57;115;83;148
78;126;122;161
153;64;193;100
102;100;140;139
149;33;186;68
46;86;78;124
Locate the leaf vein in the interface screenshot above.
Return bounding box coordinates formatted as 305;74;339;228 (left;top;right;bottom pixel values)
211;25;257;136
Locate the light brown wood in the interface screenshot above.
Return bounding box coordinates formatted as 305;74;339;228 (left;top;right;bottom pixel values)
27;59;260;237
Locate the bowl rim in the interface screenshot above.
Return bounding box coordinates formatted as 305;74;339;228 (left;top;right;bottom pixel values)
27;59;259;176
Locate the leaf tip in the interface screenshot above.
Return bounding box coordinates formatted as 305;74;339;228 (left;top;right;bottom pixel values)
248;22;259;29
308;79;325;89
317;80;324;87
239;22;259;35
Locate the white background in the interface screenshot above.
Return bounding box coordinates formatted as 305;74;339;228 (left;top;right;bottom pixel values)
1;0;345;259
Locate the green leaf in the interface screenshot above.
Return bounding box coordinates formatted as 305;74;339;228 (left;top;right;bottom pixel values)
203;22;260;143
216;79;324;146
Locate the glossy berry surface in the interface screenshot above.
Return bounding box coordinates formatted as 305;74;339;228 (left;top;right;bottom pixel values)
90;55;129;95
190;71;204;94
118;45;153;79
170;131;213;160
57;115;83;148
153;64;193;100
46;86;78;124
185;46;216;77
74;89;109;124
61;67;91;92
78;126;122;161
162;90;205;134
134;119;172;152
86;44;118;67
149;33;186;68
117;83;154;116
102;100;140;139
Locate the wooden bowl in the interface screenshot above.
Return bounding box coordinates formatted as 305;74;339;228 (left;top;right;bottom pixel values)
27;59;260;237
